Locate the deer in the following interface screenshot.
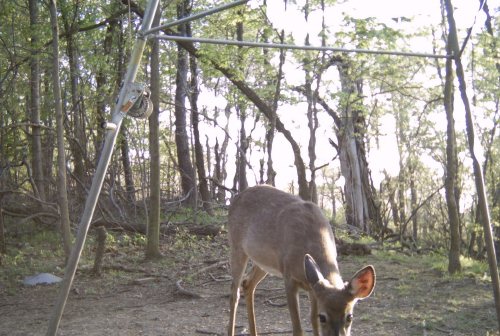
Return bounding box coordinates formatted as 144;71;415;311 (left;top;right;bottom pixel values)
227;185;375;336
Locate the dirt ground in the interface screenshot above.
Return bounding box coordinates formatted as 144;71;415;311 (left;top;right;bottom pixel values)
0;233;498;336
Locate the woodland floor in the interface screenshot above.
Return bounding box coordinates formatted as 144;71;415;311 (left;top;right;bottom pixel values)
0;230;499;336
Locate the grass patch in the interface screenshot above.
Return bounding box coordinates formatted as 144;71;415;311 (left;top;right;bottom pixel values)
1;229;65;292
165;206;227;227
0;224;153;293
422;252;489;279
460;256;489;278
373;249;413;264
0;208;227;295
376;247;489;280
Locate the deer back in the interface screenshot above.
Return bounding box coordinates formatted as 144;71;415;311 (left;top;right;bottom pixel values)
228;185;341;287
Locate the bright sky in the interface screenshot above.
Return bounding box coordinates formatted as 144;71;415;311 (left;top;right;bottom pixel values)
267;0;492;187
266;0;488;46
198;0;497;195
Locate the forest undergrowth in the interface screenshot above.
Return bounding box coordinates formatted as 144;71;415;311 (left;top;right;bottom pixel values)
0;217;498;336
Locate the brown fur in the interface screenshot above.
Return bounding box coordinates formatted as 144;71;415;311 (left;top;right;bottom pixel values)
227;185;375;336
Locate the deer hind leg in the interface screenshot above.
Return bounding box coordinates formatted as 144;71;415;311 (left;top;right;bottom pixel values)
241;263;267;336
228;249;248;336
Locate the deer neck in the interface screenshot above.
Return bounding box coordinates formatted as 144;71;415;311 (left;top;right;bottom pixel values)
316;258;345;289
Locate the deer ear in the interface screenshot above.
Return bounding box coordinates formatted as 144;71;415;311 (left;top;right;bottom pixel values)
349;265;375;299
304;254;325;286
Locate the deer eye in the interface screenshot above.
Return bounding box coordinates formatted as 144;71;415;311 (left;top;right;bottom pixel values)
318;314;327;323
346;314;353;324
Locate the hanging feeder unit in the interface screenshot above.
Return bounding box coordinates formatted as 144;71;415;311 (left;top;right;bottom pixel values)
120;82;153;119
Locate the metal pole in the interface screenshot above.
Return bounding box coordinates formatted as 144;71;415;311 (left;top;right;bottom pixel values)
141;0;249;37
155;35;452;59
45;0;159;335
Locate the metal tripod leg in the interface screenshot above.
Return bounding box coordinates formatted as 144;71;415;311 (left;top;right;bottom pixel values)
45;0;159;334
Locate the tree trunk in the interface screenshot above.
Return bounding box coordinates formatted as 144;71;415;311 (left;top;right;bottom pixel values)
304;62;318;203
234;20;249;192
410;172;418;241
120;126;136;204
62;8;87;198
0;205;5;254
338;121;364;229
49;0;72;260
265;120;276;186
188;33;213;214
145;7;162;260
213;139;223;201
314;78;379;233
213;106;230;203
444;0;499;328
174;0;196;206
388;182;400;233
336;61;371;232
236;105;248;192
303;4;328;204
41;75;55;199
264;31;285;187
443;43;461;274
29;0;45;202
95;21;115;169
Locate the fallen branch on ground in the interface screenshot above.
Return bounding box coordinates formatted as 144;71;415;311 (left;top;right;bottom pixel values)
175;279;203;299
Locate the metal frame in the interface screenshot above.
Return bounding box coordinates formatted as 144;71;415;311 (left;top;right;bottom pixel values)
141;0;249;37
155;35;452;59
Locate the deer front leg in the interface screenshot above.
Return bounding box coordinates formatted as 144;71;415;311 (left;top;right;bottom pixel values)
308;292;320;336
284;278;304;336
